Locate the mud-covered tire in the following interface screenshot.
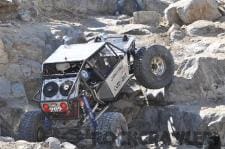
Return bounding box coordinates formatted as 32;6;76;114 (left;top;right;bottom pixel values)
17;110;50;142
95;112;128;148
134;45;174;89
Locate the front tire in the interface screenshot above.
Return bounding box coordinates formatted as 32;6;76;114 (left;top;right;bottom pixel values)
17;110;50;142
133;45;174;89
95;112;128;148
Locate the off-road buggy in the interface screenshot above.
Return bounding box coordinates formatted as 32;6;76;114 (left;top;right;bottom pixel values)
17;35;174;147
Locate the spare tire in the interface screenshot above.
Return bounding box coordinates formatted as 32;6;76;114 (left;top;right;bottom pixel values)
133;45;174;89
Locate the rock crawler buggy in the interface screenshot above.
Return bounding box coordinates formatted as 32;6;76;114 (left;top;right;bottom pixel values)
17;35;174;147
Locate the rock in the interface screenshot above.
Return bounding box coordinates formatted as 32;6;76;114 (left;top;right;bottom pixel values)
170;30;185;41
129;103;225;146
116;19;131;25
0;100;7;108
0;49;8;64
0;77;11;99
6;64;24;81
124;28;151;35
165;0;222;25
0;136;14;142
15;140;35;149
0;0;18;20
186;20;225;37
118;14;130;20
164;0;186;25
118;24;153;35
167;23;180;34
38;0;115;14
45;137;61;149
143;0;168;14
133;11;161;26
5;63;39;82
184;42;209;54
111;95;140;124
177;0;221;24
167;23;185;41
167;57;225;102
61;142;78;149
0;107;23;137
206;41;225;54
0;137;80;149
18;10;33;22
50;24;86;45
0;39;8;64
0;39;4;50
11;82;26;98
36;0;168;15
77;139;93;149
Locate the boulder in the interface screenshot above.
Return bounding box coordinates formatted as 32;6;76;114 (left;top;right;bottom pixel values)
206;41;225;54
0;137;78;149
77;139;93;149
0;136;14;142
164;2;183;25
117;24;152;35
130;103;225;145
45;137;61;149
0;77;11;99
0;39;8;64
0;107;23;137
133;11;161;26
124;28;151;35
143;0;169;14
165;0;222;25
167;57;225;102
36;0;168;15
167;23;185;41
37;0;115;14
186;20;225;37
11;82;26;98
167;23;180;34
0;0;18;20
170;30;185;41
116;18;132;25
61;142;78;149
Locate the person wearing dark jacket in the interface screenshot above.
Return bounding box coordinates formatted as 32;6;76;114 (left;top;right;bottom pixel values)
114;0;143;15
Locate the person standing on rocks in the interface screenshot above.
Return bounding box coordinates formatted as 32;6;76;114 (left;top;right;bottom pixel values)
114;0;143;15
114;0;125;15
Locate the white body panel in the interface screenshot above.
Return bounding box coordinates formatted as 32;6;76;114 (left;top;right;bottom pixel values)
44;42;105;63
105;55;130;96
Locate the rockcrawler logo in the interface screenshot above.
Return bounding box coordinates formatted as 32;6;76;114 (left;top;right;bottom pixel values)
114;72;128;92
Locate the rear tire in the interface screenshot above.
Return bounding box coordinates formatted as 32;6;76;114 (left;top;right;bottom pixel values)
17;110;51;142
133;45;174;89
95;112;128;148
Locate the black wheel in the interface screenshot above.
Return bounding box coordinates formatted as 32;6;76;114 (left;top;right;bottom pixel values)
133;45;174;89
95;112;128;148
17;110;51;142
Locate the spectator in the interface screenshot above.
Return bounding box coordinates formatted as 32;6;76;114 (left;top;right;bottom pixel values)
114;0;143;15
133;0;143;11
114;0;125;15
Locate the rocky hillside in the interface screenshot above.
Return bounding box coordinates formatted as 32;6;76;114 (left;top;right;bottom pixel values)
1;0;225;148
